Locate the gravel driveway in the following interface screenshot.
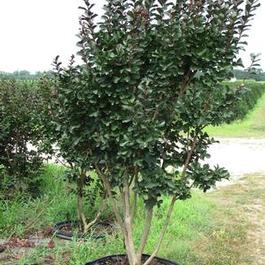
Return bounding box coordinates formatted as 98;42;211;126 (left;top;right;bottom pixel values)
45;138;265;184
207;138;265;185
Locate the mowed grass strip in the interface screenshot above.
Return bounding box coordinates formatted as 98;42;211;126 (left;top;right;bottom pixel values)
206;92;265;138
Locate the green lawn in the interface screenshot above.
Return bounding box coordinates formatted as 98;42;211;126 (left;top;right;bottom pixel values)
206;92;265;138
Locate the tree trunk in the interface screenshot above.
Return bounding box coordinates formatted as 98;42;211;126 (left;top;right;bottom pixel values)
77;170;89;233
123;180;138;265
137;207;153;261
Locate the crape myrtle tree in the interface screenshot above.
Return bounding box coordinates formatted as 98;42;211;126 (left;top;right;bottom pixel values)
53;0;259;264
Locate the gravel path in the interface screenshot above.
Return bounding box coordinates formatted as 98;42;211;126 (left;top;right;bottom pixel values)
207;138;265;185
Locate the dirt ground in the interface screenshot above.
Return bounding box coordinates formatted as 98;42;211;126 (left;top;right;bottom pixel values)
208;174;265;265
208;138;265;264
241;177;265;265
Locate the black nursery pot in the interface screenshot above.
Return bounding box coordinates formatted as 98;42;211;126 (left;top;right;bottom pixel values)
85;254;181;265
52;220;113;240
52;221;81;240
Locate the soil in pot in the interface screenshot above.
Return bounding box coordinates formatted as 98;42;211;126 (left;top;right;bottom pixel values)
84;254;181;265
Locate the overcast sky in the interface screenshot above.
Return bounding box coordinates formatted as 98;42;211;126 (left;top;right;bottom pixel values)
0;0;264;73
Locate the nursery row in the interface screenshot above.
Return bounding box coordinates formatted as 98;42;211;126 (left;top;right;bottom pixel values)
226;80;265;121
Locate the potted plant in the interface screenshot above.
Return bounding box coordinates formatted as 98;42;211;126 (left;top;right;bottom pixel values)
53;0;259;263
51;166;109;240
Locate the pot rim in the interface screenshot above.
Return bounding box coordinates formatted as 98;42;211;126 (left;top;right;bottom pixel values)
84;254;181;265
52;220;113;241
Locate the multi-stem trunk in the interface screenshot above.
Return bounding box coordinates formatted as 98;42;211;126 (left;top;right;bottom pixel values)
77;169;89;233
122;181;155;265
97;170;179;265
77;169;104;234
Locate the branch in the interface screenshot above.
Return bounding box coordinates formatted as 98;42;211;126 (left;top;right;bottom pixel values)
142;196;177;265
84;200;106;233
123;180;137;265
181;136;198;179
131;169;139;223
77;169;89;232
137;207;153;257
178;69;196;98
95;165;124;232
5;149;14;169
131;191;138;223
142;135;198;265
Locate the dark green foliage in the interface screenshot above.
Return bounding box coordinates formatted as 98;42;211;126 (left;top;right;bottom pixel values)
36;75;106;230
53;0;259;206
0;79;46;198
187;163;230;193
226;81;265;121
64;167;103;207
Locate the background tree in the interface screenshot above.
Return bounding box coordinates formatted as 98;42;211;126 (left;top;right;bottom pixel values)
0;79;45;198
53;0;259;265
0;71;44;80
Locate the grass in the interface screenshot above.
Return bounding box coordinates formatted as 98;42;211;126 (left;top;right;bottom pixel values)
0;165;76;238
2;164;264;265
206;92;265;138
1;164;216;264
0;165;107;238
15;192;217;265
